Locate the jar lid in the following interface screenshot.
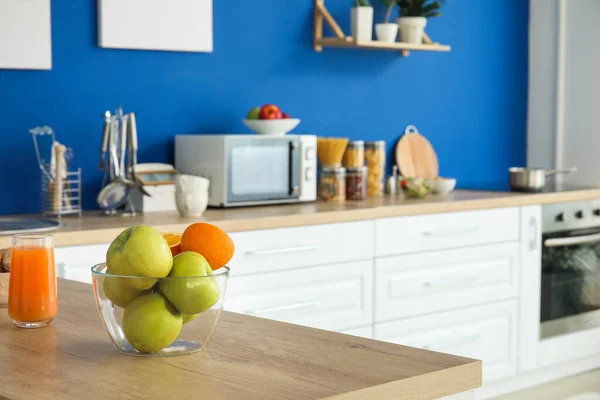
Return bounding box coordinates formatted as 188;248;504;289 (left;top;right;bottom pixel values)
322;166;346;174
346;166;367;173
366;141;386;148
347;140;365;148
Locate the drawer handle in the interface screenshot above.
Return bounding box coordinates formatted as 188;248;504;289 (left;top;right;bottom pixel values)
422;226;480;238
246;300;321;315
245;244;323;256
422;334;480;350
423;274;480;288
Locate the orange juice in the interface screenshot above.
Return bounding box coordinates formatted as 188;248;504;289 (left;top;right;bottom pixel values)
9;242;57;327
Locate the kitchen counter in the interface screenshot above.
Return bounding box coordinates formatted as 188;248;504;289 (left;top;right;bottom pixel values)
2;188;600;247
0;279;481;400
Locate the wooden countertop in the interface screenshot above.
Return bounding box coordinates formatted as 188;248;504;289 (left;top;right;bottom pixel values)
2;188;600;248
0;279;481;400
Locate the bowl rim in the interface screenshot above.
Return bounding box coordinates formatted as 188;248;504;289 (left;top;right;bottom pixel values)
242;118;301;123
91;263;230;279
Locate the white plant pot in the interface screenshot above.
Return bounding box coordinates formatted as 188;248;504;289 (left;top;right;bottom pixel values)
351;7;374;42
396;17;427;44
375;23;398;43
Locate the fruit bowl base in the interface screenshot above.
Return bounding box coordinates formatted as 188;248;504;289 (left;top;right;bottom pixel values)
115;340;203;357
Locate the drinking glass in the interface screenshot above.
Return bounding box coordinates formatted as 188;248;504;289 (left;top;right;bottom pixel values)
8;234;57;328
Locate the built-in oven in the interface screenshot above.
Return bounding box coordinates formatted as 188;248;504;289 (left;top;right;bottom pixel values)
541;200;600;339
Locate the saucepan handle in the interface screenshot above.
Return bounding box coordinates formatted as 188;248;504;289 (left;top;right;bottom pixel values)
545;167;577;177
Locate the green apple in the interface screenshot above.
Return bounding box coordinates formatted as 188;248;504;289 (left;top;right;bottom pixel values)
159;251;220;315
182;313;199;324
246;107;261;120
103;273;143;308
106;226;173;290
122;293;183;353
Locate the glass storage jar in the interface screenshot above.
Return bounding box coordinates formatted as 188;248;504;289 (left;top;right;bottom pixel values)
365;141;386;197
346;167;367;200
319;167;346;201
342;141;365;169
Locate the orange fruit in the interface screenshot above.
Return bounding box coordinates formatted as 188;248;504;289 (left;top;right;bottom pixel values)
180;223;234;270
162;232;182;257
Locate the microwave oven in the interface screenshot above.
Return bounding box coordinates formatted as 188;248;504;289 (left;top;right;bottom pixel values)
175;134;317;207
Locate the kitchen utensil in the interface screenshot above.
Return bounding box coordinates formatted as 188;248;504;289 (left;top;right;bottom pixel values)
30;126;56;182
243;118;301;136
97;132;129;211
395;125;439;179
53;143;66;213
91;263;230;356
126;113;151;197
99;111;111;172
508;167;577;192
317;137;349;167
119;113;128;176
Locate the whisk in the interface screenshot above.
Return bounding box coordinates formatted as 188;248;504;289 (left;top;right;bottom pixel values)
317;137;349;167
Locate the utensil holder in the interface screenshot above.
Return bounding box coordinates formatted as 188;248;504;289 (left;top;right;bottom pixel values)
41;163;83;218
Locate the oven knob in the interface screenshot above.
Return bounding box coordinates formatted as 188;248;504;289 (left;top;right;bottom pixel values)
575;210;584;219
305;167;315;181
594;209;600;216
305;147;315;161
555;213;565;222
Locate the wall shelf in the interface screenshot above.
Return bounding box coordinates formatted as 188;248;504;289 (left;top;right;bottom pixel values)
313;0;450;57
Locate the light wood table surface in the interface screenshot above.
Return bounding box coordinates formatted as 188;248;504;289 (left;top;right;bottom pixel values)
2;189;600;248
0;279;481;400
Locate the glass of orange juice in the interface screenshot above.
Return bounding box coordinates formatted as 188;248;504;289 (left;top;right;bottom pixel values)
8;234;57;328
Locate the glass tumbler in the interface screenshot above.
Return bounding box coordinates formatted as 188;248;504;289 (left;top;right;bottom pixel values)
8;234;58;328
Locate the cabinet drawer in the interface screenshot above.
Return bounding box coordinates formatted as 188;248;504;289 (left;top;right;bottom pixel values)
338;325;373;339
228;221;374;276
374;301;518;383
55;244;110;284
224;260;373;332
375;208;520;257
375;243;519;321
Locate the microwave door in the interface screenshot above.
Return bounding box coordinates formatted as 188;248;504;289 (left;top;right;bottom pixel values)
226;138;301;204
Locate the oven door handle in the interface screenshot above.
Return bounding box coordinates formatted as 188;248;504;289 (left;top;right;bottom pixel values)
544;233;600;247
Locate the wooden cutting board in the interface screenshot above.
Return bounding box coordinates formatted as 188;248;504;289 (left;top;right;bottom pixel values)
395;125;439;178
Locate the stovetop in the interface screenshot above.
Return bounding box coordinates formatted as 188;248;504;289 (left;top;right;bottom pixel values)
459;181;600;194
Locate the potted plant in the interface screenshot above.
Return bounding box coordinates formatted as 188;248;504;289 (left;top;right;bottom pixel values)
351;0;374;42
376;1;399;43
394;0;443;44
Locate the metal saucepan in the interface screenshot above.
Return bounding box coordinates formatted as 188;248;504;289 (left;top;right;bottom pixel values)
508;167;577;192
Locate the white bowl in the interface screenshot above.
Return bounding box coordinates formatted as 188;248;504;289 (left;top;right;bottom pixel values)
243;119;301;136
433;178;457;194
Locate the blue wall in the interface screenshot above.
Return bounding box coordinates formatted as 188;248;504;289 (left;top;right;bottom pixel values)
0;0;528;215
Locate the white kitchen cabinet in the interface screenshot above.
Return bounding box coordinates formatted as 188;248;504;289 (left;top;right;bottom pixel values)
224;260;373;332
55;244;110;284
375;301;518;383
518;205;542;372
338;325;373;339
227;221;374;276
375;243;520;322
375;208;520;257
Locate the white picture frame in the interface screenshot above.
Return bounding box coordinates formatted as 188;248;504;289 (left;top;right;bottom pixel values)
0;0;52;70
98;0;213;53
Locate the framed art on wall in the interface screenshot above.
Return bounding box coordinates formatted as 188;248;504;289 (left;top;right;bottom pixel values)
98;0;213;53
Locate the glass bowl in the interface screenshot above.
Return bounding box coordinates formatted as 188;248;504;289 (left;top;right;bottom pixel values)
91;263;229;357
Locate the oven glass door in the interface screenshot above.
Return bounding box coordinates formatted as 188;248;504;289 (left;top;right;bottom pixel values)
226;137;301;204
541;227;600;339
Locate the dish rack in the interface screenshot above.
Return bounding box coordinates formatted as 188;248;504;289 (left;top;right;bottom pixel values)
40;162;83;218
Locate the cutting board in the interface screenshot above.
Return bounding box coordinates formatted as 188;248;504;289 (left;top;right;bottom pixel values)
395;125;439;178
